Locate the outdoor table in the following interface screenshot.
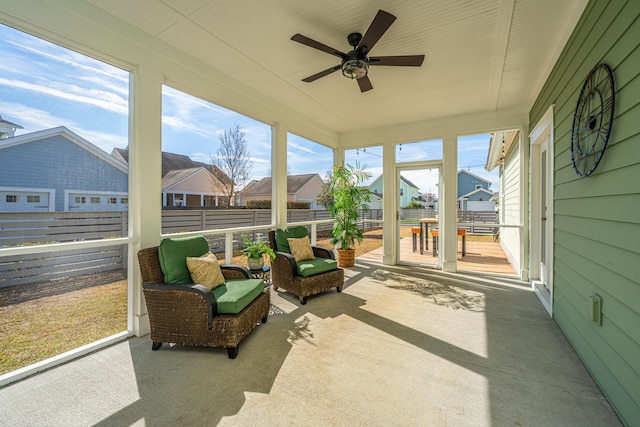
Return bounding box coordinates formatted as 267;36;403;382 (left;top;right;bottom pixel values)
250;265;271;287
419;218;438;254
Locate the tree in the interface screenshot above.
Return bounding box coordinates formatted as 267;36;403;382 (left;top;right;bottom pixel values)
315;169;334;209
210;124;253;207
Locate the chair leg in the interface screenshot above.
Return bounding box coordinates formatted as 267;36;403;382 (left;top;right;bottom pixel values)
299;295;307;305
227;346;239;359
337;285;343;293
261;313;268;323
152;341;162;351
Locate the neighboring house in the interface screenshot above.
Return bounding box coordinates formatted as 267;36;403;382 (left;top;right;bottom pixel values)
369;174;422;208
0;114;23;139
0;126;128;212
457;169;496;211
112;148;232;208
238;174;324;209
484;129;520;273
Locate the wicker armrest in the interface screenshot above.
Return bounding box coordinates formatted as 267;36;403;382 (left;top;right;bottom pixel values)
220;265;251;280
142;282;218;326
275;251;297;280
312;246;335;260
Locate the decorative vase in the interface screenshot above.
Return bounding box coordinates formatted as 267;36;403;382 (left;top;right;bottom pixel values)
248;257;264;270
337;248;355;268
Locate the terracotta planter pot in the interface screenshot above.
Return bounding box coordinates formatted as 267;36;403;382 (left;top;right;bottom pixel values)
337;248;355;268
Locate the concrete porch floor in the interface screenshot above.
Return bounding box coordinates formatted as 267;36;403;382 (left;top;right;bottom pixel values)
0;262;621;426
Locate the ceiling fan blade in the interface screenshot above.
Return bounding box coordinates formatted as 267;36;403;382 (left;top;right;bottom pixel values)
302;65;341;82
291;34;346;59
357;10;396;54
369;55;425;66
357;75;373;92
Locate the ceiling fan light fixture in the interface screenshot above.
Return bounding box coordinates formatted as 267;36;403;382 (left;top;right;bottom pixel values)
341;58;369;79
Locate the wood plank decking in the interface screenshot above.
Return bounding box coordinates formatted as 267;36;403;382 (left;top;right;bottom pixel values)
358;236;517;276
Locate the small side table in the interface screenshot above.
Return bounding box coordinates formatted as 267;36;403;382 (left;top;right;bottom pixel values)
250;266;271;287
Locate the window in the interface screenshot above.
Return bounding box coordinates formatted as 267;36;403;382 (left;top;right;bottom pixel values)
0;22;129;376
476;184;482;190
396;139;443;163
162;85;272;214
90;197;100;204
400;188;404;196
108;197;117;204
120;198;128;204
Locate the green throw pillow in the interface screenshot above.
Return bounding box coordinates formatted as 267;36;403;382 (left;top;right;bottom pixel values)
274;226;308;253
158;235;210;284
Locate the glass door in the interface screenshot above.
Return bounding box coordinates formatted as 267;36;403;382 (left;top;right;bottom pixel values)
397;166;441;267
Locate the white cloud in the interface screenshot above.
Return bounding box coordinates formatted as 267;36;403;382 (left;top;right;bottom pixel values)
0;77;128;115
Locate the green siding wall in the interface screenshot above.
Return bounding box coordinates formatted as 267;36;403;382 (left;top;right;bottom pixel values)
529;1;640;424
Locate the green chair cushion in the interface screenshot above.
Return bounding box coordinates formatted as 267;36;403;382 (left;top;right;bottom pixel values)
212;279;264;314
158;235;210;284
297;257;339;277
275;226;308;253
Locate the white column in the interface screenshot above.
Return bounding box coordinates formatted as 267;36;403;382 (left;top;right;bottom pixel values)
442;134;458;272
382;143;396;264
272;123;288;228
129;65;163;336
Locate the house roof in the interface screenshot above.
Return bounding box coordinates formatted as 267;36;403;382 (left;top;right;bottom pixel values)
458;187;496;200
81;1;587;135
113;148;232;185
0;114;23;130
0;126;128;173
370;174;420;190
240;174;321;196
161;167;217;190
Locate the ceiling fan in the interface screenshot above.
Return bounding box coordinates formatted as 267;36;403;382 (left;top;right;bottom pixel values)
291;10;425;92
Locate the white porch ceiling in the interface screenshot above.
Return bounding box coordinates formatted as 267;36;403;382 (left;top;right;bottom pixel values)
85;0;586;134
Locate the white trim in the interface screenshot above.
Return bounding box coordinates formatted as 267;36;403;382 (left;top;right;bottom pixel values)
0;186;55;212
0;331;132;387
64;189;128;211
529;105;554;316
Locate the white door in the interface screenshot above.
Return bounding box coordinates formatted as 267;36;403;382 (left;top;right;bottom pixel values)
539;139;552;288
530;106;554;316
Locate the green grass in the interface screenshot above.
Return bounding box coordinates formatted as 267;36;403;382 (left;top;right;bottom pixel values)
0;281;127;375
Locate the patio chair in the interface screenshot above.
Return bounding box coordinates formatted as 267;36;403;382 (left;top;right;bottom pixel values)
137;235;269;359
268;227;344;305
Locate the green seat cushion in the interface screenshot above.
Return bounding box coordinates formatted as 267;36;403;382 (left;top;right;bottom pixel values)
297;257;338;277
275;226;308;253
158;235;209;284
212;279;264;314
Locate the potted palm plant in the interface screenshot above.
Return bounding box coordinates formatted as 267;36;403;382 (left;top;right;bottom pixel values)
240;236;275;270
327;162;372;267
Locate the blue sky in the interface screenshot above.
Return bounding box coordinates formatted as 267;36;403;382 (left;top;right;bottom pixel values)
0;23;497;194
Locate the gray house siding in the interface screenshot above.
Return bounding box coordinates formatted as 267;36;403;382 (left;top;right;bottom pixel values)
457;170;490;198
530;1;640;424
0;133;128;212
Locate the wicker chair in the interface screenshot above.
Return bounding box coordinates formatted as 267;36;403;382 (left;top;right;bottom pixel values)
268;230;344;305
137;246;270;359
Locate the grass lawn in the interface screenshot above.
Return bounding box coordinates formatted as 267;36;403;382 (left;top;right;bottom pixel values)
0;279;127;375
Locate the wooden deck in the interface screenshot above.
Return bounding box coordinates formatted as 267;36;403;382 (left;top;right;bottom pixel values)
358;235;517;276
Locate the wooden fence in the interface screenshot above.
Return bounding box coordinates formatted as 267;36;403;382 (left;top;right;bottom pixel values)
1;207;499;288
399;208;499;235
